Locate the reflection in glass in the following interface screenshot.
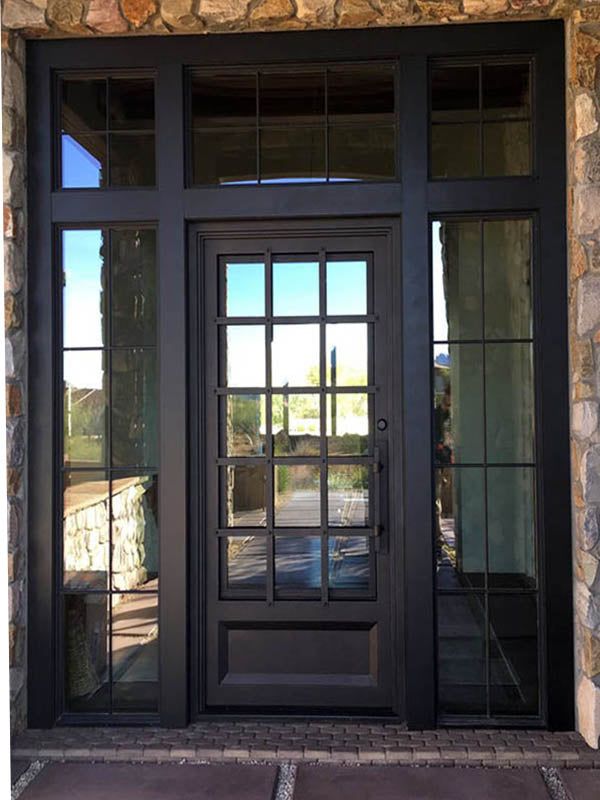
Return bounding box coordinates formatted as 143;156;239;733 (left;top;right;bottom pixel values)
111;229;156;347
328;536;369;590
192;129;258;185
225;262;265;317
111;592;158;712
64;350;107;467
111;349;158;467
489;594;538;715
327;260;367;316
483;63;530;120
61;133;106;188
275;535;321;590
275;465;320;527
109;133;156;186
431;66;479;123
63;472;109;590
328;465;369;527
191;73;257;127
62;78;106;132
273;261;319;316
484;220;531;339
273;394;320;456
111;475;158;592
435;467;485;590
483;121;529;177
226;325;265;387
260;128;326;183
109;78;155;130
260;72;324;124
432;220;481;342
485;343;534;463
224;395;266;457
328;67;394;123
227;536;266;589
326;324;368;386
327;393;368;456
488;467;535;588
223;465;267;527
431;123;479;179
64;594;109;712
63;229;106;349
329;126;395;181
437;593;487;715
433;344;484;464
272;324;319;387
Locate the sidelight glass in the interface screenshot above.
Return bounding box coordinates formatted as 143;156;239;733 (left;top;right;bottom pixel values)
328;465;369;528
326;260;368;316
111;474;159;592
62;229;107;349
328;536;370;590
224;394;266;457
63;471;109;591
109;78;155;130
64;593;110;712
485;343;534;463
111;592;158;712
111;229;156;347
273;261;319;316
224;261;265;317
226;536;267;589
109;133;155;186
63;350;107;468
275;465;320;527
111;349;158;468
275;535;321;590
483;220;532;339
273;394;320;457
222;465;267;527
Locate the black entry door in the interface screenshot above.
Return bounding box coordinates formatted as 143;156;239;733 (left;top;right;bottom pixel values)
194;220;402;713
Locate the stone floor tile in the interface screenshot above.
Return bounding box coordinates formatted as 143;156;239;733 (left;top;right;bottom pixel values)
559;769;600;799
11;759;30;784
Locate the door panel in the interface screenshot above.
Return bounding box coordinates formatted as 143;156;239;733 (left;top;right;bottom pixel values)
196;221;401;713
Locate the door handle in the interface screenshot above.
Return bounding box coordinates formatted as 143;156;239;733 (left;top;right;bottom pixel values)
373;443;388;554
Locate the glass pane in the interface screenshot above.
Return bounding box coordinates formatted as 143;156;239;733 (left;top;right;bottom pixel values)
327;260;367;316
260;127;326;183
224;394;266;457
431;123;480;179
273;261;319;316
272;324;319;387
191;73;257;127
109;133;156;186
224;262;265;317
327;393;368;456
260;72;324;125
61;133;107;188
275;465;320;527
111;592;158;712
328;67;394;124
192;129;257;185
275;535;321;590
433;344;484;464
62;229;106;349
488;467;535;588
63;350;107;468
329;535;370;590
273;394;320;457
485;343;534;463
109;78;155;131
222;465;267;527
62;79;106;132
432;220;481;342
483;63;530;121
225;325;265;388
435;467;485;590
483;121;530;177
112;475;158;592
326;324;368;386
437;593;487;715
484;220;532;340
63;471;109;590
227;535;266;589
111;228;156;347
111;349;158;468
431;66;479;123
64;594;109;712
489;594;538;715
328;465;369;527
329;126;395;181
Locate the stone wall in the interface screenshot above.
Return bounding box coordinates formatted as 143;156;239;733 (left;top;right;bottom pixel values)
5;0;600;746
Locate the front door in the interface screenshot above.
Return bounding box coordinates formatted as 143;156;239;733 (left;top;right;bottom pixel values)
193;220;402;713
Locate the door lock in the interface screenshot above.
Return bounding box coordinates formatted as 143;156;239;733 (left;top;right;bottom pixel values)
377;418;388;431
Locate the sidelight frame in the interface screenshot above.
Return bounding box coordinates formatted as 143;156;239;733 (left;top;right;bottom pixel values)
27;20;570;730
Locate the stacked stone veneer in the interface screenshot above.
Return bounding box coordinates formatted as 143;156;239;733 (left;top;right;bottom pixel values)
4;0;600;747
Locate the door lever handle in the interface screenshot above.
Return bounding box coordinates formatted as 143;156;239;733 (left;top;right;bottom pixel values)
373;445;386;553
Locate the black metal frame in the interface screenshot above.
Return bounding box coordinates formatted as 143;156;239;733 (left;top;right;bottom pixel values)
27;20;571;730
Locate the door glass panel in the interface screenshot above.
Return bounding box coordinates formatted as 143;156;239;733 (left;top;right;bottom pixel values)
63;350;107;468
111;592;158;712
64;594;110;712
222;465;267;527
224;394;266;457
487;467;535;588
225;325;266;387
62;229;107;349
326;260;367;316
275;465;320;527
63;471;109;590
327;393;369;456
328;465;369;528
328;536;370;590
273;394;320;456
224;262;265;317
273;261;319;316
326;323;368;386
272;324;319;387
226;536;267;590
275;535;321;590
485;343;534;463
111;474;158;592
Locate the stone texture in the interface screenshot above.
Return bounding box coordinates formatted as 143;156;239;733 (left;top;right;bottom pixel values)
121;0;157;27
198;0;247;25
250;0;295;24
47;0;85;32
577;92;599;139
162;0;202;27
86;0;129;32
336;0;380;26
578;675;600;749
583;627;600;677
574;400;599;438
295;0;336;24
462;0;509;12
2;0;48;31
578;273;600;335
